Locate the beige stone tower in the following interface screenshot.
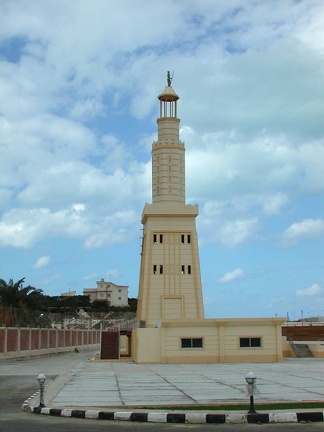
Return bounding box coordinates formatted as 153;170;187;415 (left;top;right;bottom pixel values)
136;73;204;327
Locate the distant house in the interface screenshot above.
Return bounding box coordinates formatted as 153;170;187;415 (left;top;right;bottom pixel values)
83;278;128;307
61;291;76;297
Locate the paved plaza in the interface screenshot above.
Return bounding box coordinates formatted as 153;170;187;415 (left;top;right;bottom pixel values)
50;357;324;409
3;348;322;410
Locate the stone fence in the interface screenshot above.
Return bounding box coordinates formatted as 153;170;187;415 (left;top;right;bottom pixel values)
0;327;100;360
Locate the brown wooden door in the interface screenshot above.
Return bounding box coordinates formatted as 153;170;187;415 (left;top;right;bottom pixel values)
100;331;119;359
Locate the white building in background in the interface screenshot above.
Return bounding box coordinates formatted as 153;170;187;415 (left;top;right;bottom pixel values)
83;278;128;307
61;291;76;297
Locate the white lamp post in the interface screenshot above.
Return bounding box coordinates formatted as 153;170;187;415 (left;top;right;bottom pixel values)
37;373;46;407
245;371;257;414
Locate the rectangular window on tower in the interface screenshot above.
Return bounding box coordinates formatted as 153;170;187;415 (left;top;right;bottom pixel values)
160;234;163;243
153;265;157;274
153;234;157;243
181;265;185;275
188;265;191;275
159;265;163;275
187;235;191;243
181;234;185;243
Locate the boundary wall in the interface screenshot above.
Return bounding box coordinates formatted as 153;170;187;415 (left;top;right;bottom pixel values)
0;327;100;360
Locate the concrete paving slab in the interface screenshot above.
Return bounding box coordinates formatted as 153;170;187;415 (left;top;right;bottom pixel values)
48;356;323;408
9;349;324;412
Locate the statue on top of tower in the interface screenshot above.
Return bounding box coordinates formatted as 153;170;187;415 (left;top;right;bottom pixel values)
167;70;173;87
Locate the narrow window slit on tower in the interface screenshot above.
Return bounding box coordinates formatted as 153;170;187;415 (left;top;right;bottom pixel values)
160;265;163;274
153;265;157;274
181;234;185;243
153;234;157;243
188;265;191;274
181;265;185;275
187;235;191;243
160;234;163;243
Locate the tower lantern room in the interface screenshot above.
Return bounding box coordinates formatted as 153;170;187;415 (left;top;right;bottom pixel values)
158;72;179;118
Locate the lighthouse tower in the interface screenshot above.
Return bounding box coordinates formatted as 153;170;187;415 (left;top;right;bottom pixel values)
136;73;204;327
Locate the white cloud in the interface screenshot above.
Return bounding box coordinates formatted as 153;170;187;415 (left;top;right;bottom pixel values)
282;219;324;245
218;218;260;248
198;216;259;249
296;283;324;297
83;273;97;281
33;255;51;269
186;132;324;202
72;203;86;212
0;206;138;249
218;268;244;284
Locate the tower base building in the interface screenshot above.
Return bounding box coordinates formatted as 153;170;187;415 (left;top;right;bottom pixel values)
134;318;284;364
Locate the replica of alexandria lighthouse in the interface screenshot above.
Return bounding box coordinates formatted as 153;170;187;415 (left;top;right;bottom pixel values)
111;73;285;364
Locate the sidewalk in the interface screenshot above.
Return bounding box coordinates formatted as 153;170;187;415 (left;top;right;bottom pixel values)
17;349;324;424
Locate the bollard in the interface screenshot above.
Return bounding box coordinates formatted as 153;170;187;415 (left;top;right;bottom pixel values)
37;373;46;408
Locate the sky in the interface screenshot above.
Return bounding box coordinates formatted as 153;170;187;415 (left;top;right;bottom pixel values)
0;0;323;320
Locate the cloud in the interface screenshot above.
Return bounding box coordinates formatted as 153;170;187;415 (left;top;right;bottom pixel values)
199;217;260;249
296;283;324;297
0;205;138;249
217;268;245;284
83;273;97;281
219;218;260;248
282;218;324;245
33;255;51;269
0;1;323;254
186;132;324;201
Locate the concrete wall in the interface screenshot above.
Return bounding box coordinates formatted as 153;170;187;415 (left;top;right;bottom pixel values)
282;337;296;358
134;318;284;364
0;327;100;360
308;343;324;358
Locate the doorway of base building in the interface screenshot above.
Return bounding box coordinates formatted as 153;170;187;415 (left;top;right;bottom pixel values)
100;329;132;360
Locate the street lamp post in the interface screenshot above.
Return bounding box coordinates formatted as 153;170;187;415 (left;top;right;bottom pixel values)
35;313;44;328
37;373;46;407
245;371;257;414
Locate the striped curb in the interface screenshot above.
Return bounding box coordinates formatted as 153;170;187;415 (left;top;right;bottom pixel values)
23;405;324;424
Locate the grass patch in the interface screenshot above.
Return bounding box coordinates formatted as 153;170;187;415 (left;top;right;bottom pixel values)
139;402;324;411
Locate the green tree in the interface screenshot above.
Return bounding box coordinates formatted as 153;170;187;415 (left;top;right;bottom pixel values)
0;278;44;326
